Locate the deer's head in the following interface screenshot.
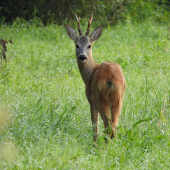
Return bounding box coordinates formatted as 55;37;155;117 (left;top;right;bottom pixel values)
66;13;102;62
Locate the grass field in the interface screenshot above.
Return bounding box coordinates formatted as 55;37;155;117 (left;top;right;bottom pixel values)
0;19;170;169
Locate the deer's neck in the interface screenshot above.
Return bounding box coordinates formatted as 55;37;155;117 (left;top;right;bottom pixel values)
77;57;99;85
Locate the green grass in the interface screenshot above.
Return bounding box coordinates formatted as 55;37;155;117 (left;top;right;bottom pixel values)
0;20;170;169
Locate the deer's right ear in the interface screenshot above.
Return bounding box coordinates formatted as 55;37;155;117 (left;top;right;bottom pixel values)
90;26;102;43
66;25;78;43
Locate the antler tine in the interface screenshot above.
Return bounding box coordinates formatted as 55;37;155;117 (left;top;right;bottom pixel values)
86;12;93;36
75;13;83;35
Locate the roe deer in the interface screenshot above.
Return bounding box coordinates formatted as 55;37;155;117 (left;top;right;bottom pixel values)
66;13;126;141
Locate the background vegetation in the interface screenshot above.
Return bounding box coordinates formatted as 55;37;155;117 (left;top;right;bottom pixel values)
0;0;170;169
0;0;170;25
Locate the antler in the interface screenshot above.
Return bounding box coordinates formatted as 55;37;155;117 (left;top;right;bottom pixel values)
86;12;93;36
75;13;83;35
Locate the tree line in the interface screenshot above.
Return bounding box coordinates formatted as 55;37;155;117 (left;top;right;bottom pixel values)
0;0;170;25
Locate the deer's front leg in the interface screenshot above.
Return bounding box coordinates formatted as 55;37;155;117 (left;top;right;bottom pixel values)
90;104;99;142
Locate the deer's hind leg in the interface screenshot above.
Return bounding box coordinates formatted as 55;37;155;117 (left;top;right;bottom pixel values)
97;99;114;140
110;98;123;139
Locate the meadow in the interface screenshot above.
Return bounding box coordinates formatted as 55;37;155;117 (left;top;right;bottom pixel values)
0;19;170;169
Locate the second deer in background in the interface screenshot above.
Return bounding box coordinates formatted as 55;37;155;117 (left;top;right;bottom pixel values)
66;12;126;142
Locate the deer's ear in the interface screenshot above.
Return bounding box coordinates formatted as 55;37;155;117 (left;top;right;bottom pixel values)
90;26;102;43
66;25;78;43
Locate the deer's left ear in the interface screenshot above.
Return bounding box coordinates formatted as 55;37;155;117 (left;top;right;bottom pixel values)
66;24;78;43
90;26;102;43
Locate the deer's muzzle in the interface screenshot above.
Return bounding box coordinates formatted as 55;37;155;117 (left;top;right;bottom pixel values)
78;55;87;61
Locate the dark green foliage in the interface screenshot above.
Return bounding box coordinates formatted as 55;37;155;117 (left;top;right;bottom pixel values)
0;0;170;25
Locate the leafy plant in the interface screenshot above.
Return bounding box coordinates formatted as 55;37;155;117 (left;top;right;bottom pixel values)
0;0;170;25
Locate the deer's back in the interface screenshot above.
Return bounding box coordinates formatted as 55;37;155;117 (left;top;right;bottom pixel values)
91;62;126;104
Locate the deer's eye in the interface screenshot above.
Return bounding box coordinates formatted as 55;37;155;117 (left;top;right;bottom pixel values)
76;44;79;48
87;45;91;49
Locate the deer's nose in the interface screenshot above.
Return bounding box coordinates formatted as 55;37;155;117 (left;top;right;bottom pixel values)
78;55;87;61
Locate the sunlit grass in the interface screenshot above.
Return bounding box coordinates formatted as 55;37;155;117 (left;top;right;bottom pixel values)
0;20;170;169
